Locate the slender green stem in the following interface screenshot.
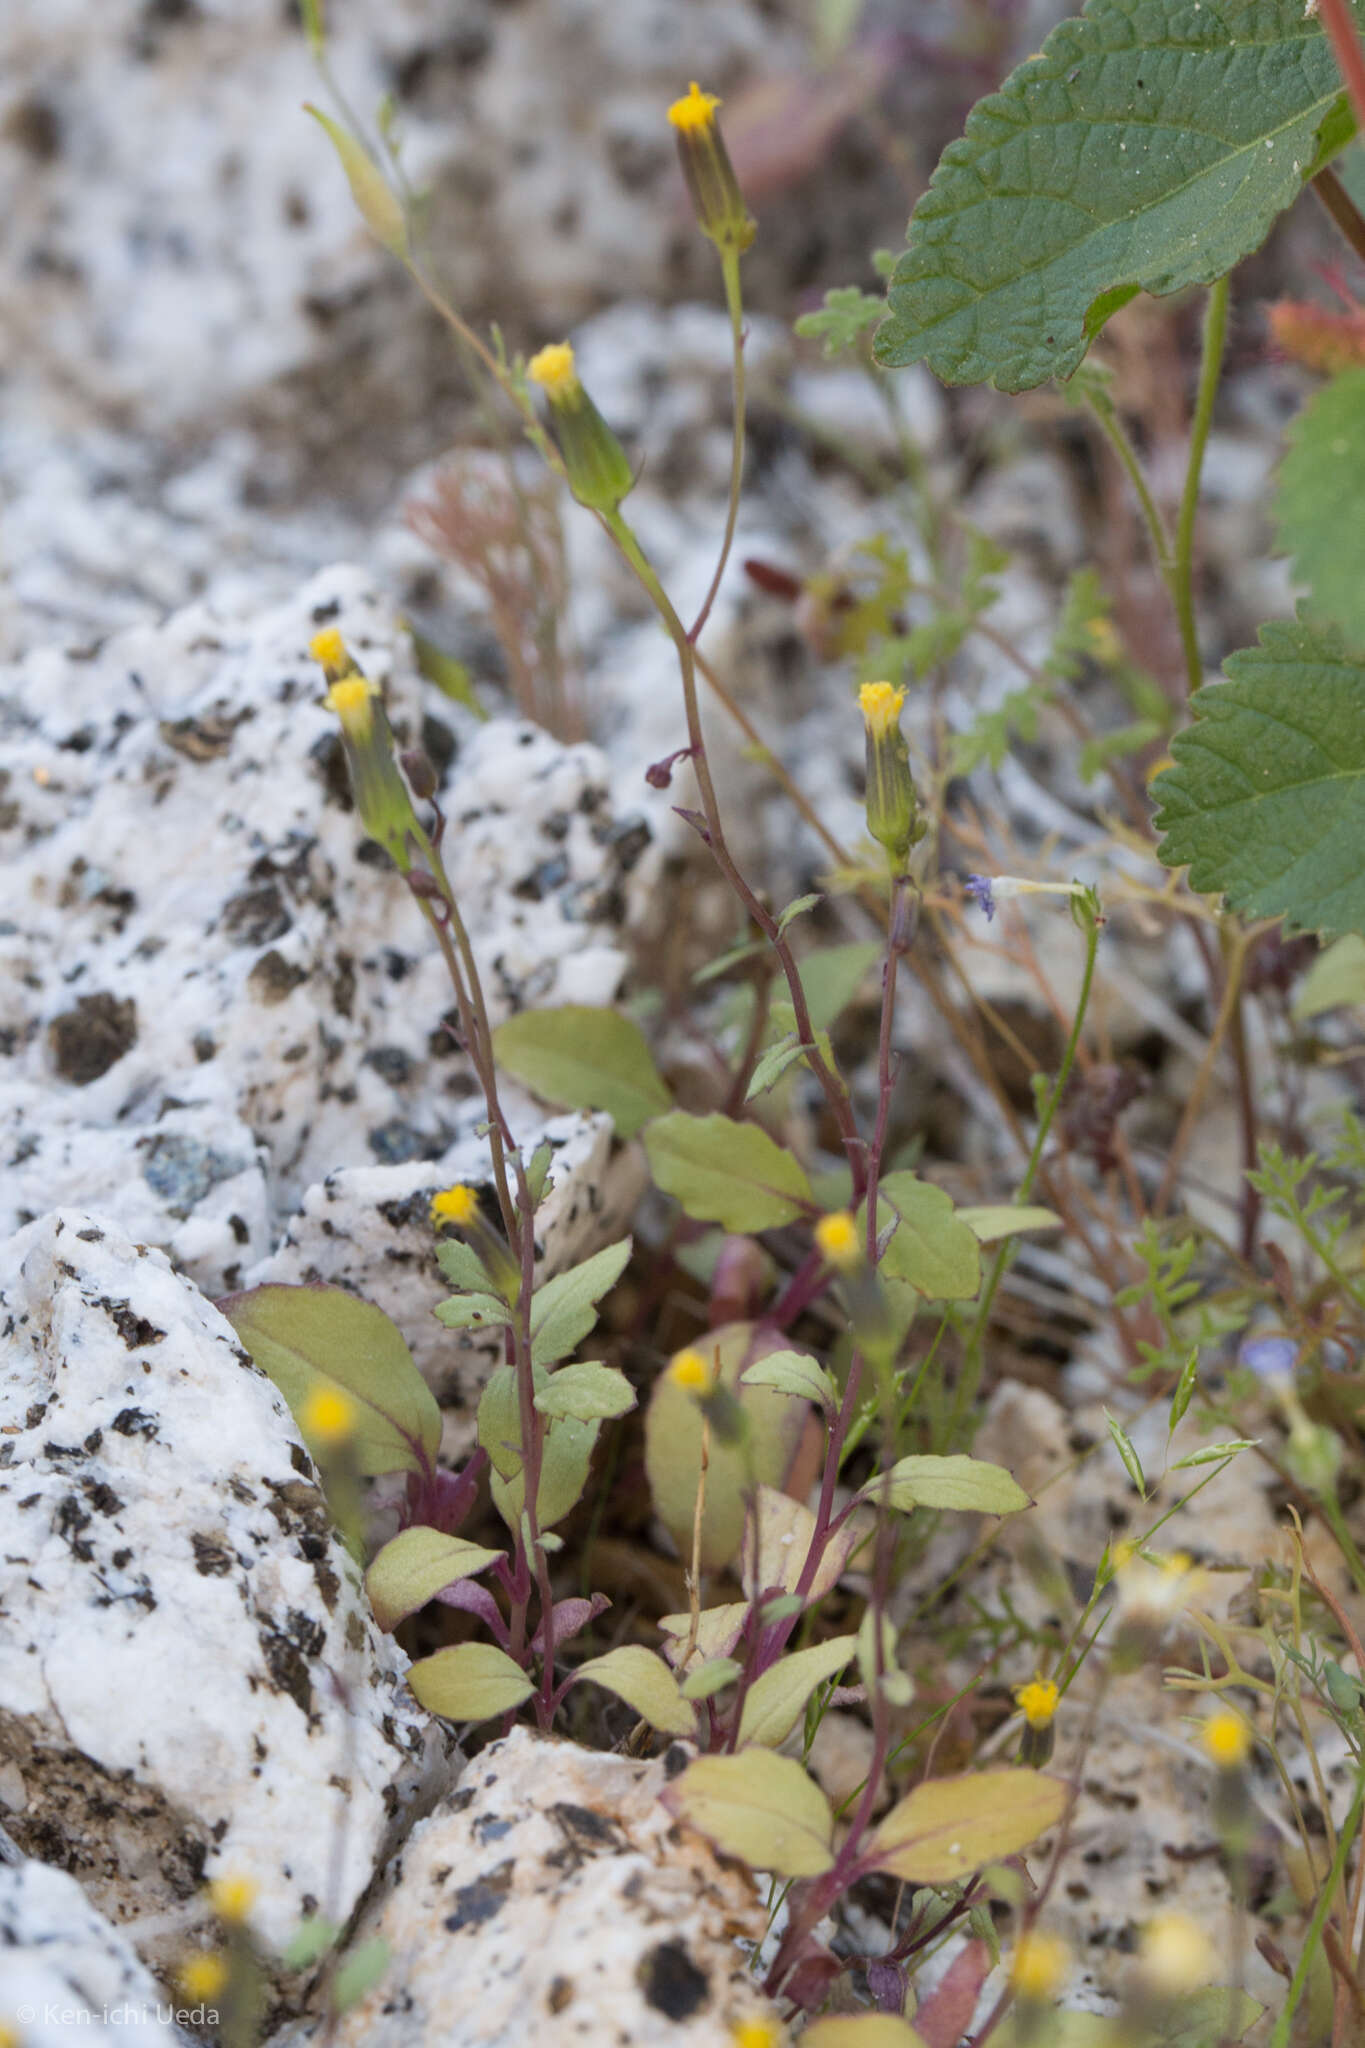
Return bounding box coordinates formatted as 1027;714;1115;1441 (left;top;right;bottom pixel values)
689;251;746;646
951;901;1101;1438
1267;1755;1365;2048
1084;382;1173;580
1172;274;1229;700
603;509;867;1187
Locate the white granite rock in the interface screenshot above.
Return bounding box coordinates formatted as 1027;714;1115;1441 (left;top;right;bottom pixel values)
0;1212;456;1962
1;567;649;1292
0;1837;192;2043
278;1726;778;2048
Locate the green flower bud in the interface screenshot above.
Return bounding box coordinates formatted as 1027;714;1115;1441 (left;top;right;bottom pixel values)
859;681;919;866
526;343;634;514
667;82;756;256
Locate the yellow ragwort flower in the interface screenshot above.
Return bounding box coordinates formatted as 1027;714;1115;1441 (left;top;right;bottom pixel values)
1011;1929;1071;2001
668;80;722;133
668;1347;712;1395
299;1386;357;1447
858;679;906;740
1015;1677;1060;1730
179;1950;230;2003
814;1210;860;1271
1139;1912;1215;1997
1202;1709;1252;1770
325;675;378;740
527;342;580;405
308;625;349;672
730;2016;785;2048
431;1182;480;1228
208;1871;257;1924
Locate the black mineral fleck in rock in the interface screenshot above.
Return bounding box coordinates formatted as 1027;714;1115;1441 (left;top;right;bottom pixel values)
49;993;138;1085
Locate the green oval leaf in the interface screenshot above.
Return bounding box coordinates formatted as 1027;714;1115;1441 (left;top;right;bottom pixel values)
220;1283;440;1477
662;1750;836;1877
574;1645;697;1738
1154;619;1365;939
741;1348;838;1413
865;1768;1068;1881
680;1656;744;1701
529;1237;633;1366
860;1452;1029;1516
737;1634;858;1748
1275;367;1365;647
875;0;1355;392
534;1361;636;1423
408;1642;535;1722
364;1528;504;1632
644;1112;814;1232
870;1173;981;1301
956;1204;1062;1244
491;1006;671;1138
1293;933;1365;1019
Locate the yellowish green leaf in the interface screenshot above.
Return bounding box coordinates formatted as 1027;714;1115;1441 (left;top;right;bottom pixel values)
574;1645;696;1738
865;1769;1068;1882
737;1635;858;1748
663;1750;835;1877
364;1527;503;1632
407;1642;534;1722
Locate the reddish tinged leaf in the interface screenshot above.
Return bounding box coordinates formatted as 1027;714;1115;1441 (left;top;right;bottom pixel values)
910;1938;991;2048
1267;298;1365;374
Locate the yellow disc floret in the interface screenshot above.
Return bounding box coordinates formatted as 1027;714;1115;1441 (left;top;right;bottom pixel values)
1015;1676;1060;1730
208;1872;257;1924
527;342;580;403
179;1951;230;2002
668;81;722;134
1202;1709;1252;1769
730;2017;784;2048
859;680;906;739
814;1210;860;1270
300;1386;357;1447
1011;1929;1070;2001
1139;1912;1215;1996
308;625;349;670
431;1183;480;1228
668;1347;713;1395
325;675;377;739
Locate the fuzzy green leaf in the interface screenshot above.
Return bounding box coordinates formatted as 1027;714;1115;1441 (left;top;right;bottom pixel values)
1275;368;1365;646
435;1238;495;1294
803;2020;927;2048
866;1768;1068;1881
874;0;1358;391
741;1348;839;1413
860;1452;1029;1516
1153;619;1365;938
644;1112;814;1231
1293;933;1365;1019
529;1237;632;1366
956;1204;1062;1244
1104;1407;1147;1497
794;941;883;1031
221;1283;440;1477
574;1645;697;1737
432;1290;513;1335
533;1361;636;1423
871;1172;981;1300
364;1528;503;1632
330;1938;391;2014
662;1750;836;1877
491;1006;670;1138
680;1656;744;1701
407;1642;535;1722
737;1634;858;1748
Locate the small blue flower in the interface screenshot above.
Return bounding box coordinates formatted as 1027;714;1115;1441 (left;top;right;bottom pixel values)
964;874;996;921
1240;1336;1297;1382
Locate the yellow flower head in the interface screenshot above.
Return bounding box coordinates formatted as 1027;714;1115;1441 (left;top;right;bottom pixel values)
668;1347;713;1396
208;1871;257;1924
1202;1709;1252;1770
308;625;349;672
1139;1912;1215;1997
814;1210;860;1270
179;1950;230;2002
1011;1930;1071;2002
0;2026;23;2048
1015;1676;1060;1730
527;342;580;404
325;674;378;740
859;680;906;740
299;1386;357;1447
668;81;721;134
730;2018;784;2048
431;1183;480;1229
